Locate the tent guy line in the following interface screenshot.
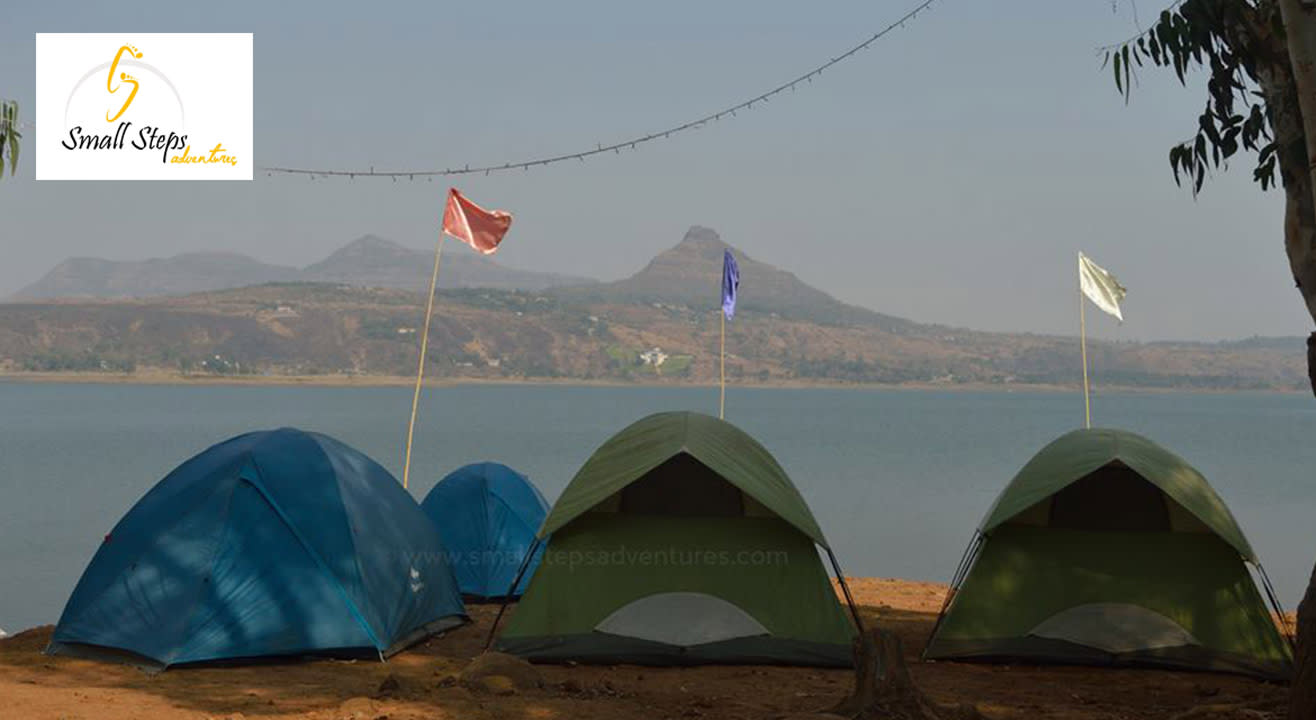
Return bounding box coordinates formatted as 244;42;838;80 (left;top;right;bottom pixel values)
259;0;937;180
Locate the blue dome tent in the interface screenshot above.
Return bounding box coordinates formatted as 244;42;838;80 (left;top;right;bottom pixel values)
421;463;549;600
47;428;467;670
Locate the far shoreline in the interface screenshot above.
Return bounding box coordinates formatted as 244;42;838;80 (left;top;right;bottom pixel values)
0;370;1303;396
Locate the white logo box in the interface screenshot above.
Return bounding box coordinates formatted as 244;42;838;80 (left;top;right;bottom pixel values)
35;33;253;180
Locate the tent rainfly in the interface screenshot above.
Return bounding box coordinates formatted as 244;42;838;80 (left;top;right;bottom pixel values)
421;462;549;600
924;428;1292;680
47;428;468;670
494;411;858;666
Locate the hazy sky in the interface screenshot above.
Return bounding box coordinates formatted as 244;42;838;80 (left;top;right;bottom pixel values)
0;0;1309;341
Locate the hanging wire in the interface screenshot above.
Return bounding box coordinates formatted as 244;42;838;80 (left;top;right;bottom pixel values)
1095;0;1185;54
261;0;937;180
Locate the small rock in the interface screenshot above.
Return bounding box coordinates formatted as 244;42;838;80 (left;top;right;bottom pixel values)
338;697;379;719
459;651;542;691
558;679;585;694
471;675;517;696
375;673;403;697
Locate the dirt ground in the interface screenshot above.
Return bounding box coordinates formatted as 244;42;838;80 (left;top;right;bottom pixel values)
0;577;1292;720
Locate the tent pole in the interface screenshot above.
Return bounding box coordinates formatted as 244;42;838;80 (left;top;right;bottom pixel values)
484;537;542;651
946;532;983;601
402;234;446;490
1256;563;1296;650
719;310;726;419
924;532;983;657
826;547;865;634
1080;281;1091;429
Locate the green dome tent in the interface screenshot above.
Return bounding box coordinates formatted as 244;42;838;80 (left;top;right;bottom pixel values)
924;428;1292;679
494;411;858;666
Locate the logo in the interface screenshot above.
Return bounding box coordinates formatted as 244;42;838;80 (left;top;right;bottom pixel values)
106;44;142;122
36;33;252;180
409;566;425;594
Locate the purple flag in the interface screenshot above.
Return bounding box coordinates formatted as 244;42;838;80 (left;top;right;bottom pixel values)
721;249;739;319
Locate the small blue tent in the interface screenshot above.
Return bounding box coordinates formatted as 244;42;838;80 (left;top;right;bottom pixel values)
421;463;549;599
48;428;467;670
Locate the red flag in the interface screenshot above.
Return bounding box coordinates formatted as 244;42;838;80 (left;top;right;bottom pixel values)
441;188;513;254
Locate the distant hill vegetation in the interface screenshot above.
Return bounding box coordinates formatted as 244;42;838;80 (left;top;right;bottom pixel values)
13;235;595;300
1;227;1306;390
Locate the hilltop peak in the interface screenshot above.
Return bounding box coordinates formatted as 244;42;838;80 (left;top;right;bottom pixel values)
312;235;415;265
556;226;913;332
674;226;729;252
661;227;735;266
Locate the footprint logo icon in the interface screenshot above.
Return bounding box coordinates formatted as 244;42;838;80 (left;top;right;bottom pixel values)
107;44;143;123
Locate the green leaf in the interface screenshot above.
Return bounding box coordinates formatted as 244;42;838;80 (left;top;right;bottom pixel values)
1199;113;1220;144
1114;50;1123;95
1123;46;1132;99
9;101;19;177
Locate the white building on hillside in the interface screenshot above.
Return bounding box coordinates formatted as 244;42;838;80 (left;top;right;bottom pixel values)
638;347;668;367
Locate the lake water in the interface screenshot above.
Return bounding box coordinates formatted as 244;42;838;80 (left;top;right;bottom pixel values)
1;381;1314;632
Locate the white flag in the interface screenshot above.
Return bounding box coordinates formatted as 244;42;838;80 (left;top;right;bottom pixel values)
1078;252;1127;321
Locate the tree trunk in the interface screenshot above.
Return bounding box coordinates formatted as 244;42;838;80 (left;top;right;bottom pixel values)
1295;562;1316;720
1270;6;1316;718
1279;0;1316;209
829;629;983;720
1276;0;1316;327
1241;5;1316;719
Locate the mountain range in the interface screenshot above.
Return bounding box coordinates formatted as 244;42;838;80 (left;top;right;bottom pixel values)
12;234;595;299
0;227;1306;390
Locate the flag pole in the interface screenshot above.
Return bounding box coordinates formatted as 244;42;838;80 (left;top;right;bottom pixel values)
402;234;446;490
1080;280;1091;430
719;310;726;419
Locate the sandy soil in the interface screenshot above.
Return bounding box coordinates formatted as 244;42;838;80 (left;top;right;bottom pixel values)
0;578;1291;720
